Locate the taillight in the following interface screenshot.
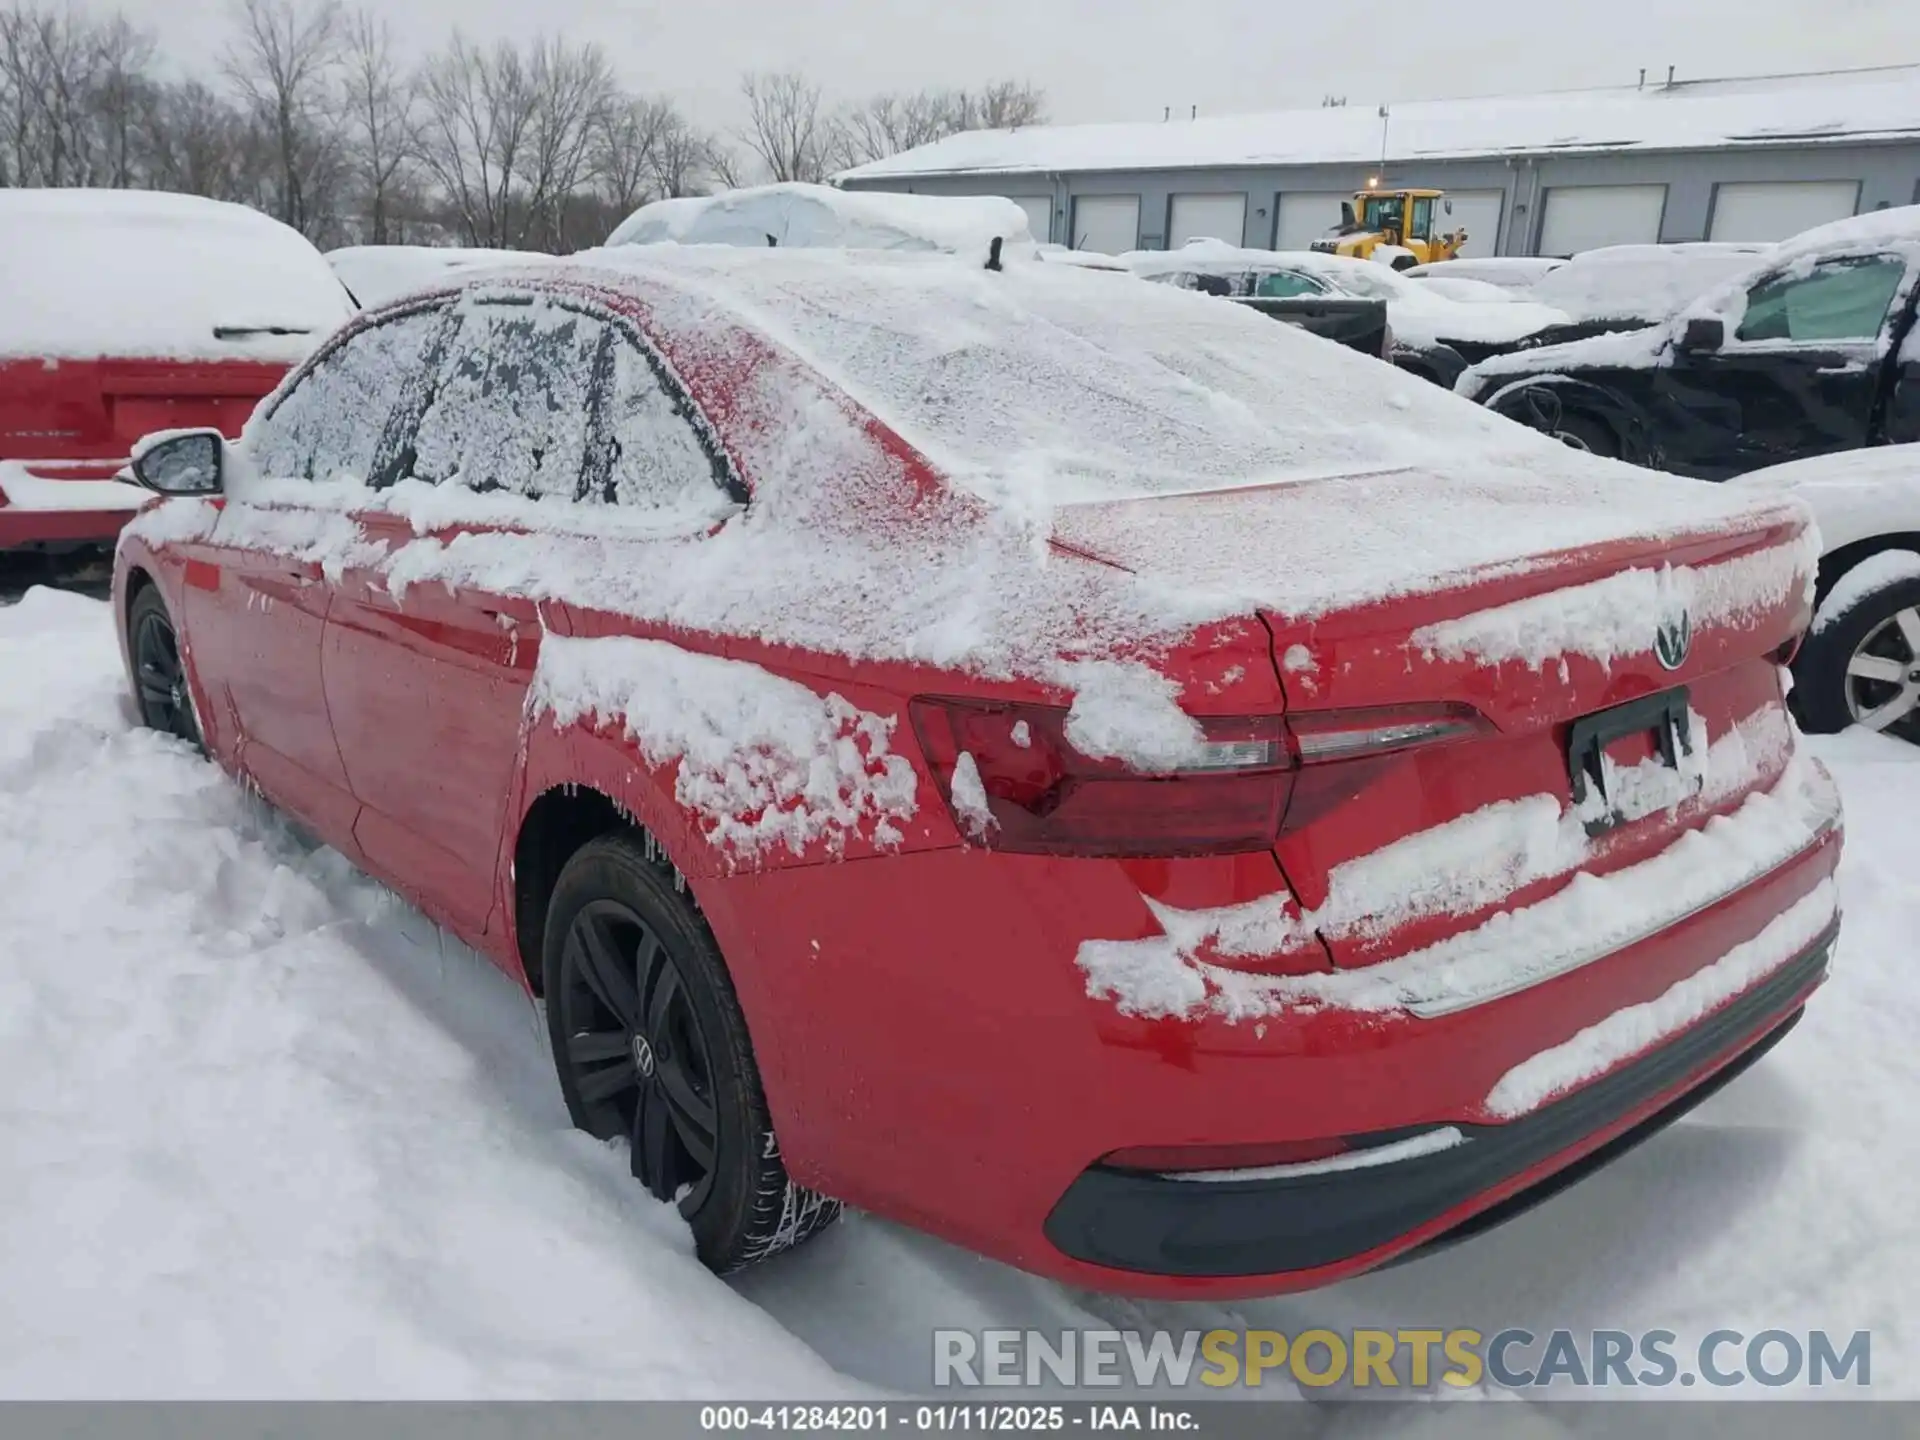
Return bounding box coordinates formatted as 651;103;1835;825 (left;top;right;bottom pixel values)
909;696;1487;858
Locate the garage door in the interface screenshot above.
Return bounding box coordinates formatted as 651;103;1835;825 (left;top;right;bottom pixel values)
1435;189;1505;258
1070;195;1140;254
1538;185;1667;257
1001;195;1054;245
1168;192;1248;248
1274;192;1349;251
1709;181;1859;243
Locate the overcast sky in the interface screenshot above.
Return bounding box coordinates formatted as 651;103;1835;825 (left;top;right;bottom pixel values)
131;0;1919;131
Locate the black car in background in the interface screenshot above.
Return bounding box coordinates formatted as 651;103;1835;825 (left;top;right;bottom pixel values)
1459;210;1920;478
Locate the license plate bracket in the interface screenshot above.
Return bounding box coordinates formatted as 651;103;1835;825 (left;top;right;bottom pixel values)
1567;687;1694;836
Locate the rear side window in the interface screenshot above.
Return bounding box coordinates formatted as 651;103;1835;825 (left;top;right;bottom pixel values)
410;302;606;500
1735;255;1908;344
590;340;733;513
251;307;445;482
1253;270;1327;299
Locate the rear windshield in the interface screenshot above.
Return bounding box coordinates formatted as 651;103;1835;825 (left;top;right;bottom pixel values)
0;197;355;364
646;250;1517;505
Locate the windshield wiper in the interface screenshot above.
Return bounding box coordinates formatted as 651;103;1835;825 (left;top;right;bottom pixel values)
213;325;316;340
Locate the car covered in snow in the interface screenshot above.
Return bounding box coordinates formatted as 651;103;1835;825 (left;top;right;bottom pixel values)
328;244;561;309
1458;210;1920;474
113;245;1841;1296
607;182;1038;266
1126;242;1572;384
0;189;355;554
1732;443;1920;745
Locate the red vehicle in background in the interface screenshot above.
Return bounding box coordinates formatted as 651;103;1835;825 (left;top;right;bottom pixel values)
0;189;354;554
112;249;1840;1297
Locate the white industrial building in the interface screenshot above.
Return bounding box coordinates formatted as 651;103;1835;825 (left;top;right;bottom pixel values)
836;64;1920;256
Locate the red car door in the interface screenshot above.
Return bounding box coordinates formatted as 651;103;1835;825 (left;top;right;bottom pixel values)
320;295;740;942
181;300;455;851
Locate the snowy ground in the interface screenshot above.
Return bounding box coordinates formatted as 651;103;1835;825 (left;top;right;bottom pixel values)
2;587;1915;1406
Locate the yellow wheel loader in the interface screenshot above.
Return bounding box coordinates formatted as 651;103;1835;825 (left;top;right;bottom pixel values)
1310;188;1468;268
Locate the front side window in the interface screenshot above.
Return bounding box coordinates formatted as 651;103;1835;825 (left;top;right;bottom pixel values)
1253;270;1328;299
1362;197;1404;233
409;301;607;500
250;306;446;483
1735;255;1908;344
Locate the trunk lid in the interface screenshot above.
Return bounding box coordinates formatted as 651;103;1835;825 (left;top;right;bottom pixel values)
1051;468;1818;973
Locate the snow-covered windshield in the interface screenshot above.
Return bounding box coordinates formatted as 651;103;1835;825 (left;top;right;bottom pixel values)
1;189;355;364
618;247;1550;506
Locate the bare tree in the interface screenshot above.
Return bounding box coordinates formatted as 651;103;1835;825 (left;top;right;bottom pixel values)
739;70;827;183
827;80;1048;171
414;33;537;247
514;36;617;250
223;0;344;237
648;107;730;198
960;79;1046;132
339;8;414;243
594;93;671;216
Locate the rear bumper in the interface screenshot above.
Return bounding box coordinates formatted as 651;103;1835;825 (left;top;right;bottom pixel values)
1043;920;1833;1279
0;461;145;552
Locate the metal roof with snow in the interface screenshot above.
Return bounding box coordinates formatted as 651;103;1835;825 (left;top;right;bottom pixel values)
836;68;1920;182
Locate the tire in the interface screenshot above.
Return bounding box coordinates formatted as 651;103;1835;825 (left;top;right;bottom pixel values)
127;584;205;752
542;833;840;1271
1791;570;1920;744
1545;410;1619;458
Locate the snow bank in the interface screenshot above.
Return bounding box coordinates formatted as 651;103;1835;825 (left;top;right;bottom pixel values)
607;183;1037;265
528;635;919;861
1077;714;1833;1022
0;189;354;363
1485;879;1837;1119
0;592;856;1398
1409;529;1821;668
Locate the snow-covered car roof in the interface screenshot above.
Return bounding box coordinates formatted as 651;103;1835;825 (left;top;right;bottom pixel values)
0;189;355;365
1529;242;1776;323
1122;242;1569;348
327;245;562;310
606;183;1038;266
1406;257;1567;291
1728;443;1920;556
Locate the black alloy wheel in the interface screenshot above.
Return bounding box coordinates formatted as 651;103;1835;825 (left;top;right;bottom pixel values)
542;834;841;1271
554;894;721;1211
129;587;203;750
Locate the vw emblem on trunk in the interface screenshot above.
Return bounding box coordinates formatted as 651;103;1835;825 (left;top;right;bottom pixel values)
1655;610;1693;672
631;1032;657;1078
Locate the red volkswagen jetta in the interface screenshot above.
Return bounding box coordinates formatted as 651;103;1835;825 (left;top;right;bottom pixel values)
112;248;1841;1298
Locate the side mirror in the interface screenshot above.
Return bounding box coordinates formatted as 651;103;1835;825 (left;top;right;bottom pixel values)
1340;200;1357;228
1444;200;1454;215
1676;316;1725;354
131;429;225;496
